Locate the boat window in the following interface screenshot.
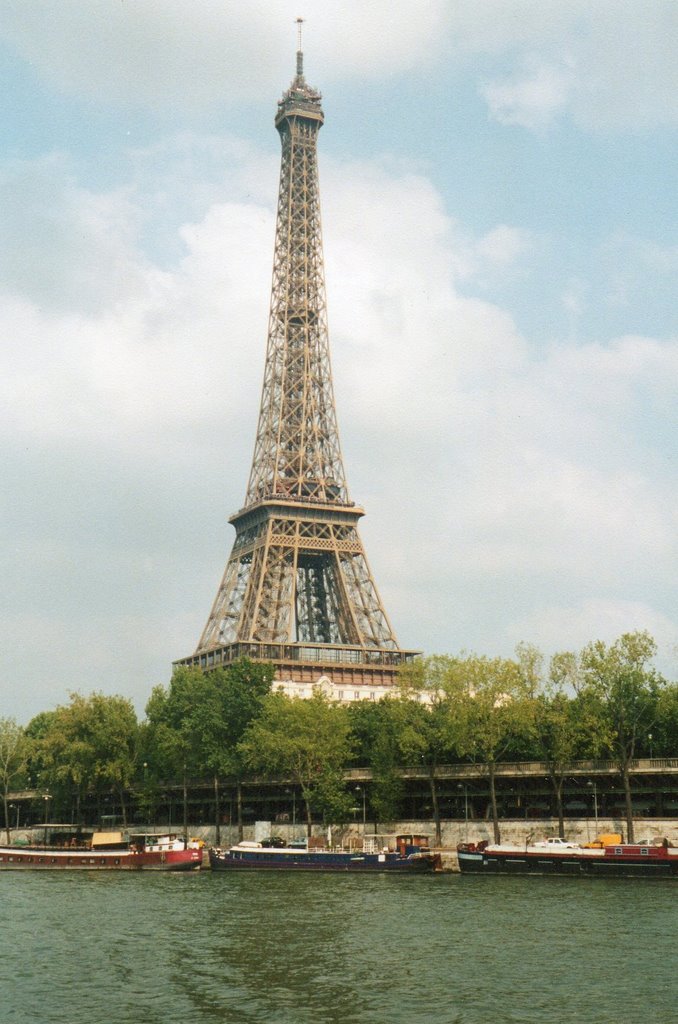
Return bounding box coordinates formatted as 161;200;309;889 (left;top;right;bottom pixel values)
641;848;649;856
615;847;623;855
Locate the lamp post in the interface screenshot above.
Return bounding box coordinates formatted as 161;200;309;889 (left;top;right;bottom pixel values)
143;762;149;826
43;793;50;824
457;783;469;843
587;779;599;830
182;763;188;844
285;788;297;831
354;785;366;828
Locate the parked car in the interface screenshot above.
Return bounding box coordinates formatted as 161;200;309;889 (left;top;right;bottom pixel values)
532;836;580;849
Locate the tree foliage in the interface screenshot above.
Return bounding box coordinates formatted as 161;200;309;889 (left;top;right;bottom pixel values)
27;693;138;825
239;691;354;832
575;631;663;841
4;632;673;838
144;659;274;839
0;718;28;843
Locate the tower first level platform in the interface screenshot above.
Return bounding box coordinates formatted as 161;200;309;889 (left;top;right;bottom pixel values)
175;495;420;692
174;641;419;694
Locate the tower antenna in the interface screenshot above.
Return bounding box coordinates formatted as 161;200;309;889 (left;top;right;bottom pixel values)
295;17;304;77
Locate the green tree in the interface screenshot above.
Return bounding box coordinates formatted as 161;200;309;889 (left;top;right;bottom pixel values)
577;631;663;842
347;700;405;825
439;654;535;843
240;691;354;835
145;659;273;841
401;652;536;843
145;668;212;837
188;660;273;841
0;718;28;844
399;656;468;843
394;695;455;846
533;684;581;838
83;693;138;825
28;694;139;825
651;682;678;758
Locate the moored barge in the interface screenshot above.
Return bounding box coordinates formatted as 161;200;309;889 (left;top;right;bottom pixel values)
457;837;678;878
210;833;441;873
0;826;203;871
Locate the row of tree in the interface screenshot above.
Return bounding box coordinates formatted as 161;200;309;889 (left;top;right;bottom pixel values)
1;632;676;846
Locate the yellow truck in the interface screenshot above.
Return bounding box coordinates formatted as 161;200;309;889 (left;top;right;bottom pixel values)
582;833;622;848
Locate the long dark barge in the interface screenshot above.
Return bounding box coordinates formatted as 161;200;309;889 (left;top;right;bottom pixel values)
457;838;678;878
209;833;441;873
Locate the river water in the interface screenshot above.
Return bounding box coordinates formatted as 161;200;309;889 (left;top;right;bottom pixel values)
1;869;675;1023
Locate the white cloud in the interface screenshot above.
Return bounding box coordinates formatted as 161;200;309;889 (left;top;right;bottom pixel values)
1;137;676;719
449;0;678;131
0;155;153;314
1;1;675;131
0;0;450;110
481;63;575;129
474;225;531;267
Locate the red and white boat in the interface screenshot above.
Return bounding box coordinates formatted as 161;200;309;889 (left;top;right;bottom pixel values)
0;826;203;871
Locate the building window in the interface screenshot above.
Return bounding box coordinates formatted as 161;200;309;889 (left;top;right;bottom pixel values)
337;690;344;700
370;692;376;700
354;691;360;700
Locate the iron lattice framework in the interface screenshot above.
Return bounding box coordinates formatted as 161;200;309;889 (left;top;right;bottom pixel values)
176;46;417;686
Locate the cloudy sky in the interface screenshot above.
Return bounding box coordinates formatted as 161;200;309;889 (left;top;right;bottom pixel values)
1;0;676;723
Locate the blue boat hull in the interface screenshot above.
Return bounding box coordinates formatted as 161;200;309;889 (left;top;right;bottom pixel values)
209;848;438;873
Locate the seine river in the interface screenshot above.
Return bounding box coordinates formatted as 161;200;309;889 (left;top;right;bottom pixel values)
1;869;675;1023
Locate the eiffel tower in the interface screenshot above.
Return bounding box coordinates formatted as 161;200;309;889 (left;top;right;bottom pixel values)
176;32;418;689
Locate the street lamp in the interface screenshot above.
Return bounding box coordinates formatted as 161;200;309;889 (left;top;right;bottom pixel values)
285;787;297;829
587;780;599;830
43;793;50;824
354;785;366;827
143;762;149;826
457;783;469;843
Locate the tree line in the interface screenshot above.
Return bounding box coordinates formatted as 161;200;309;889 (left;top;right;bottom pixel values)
1;632;676;846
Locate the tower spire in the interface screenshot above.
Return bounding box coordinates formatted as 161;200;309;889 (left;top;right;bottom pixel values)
176;38;418;691
296;17;304;79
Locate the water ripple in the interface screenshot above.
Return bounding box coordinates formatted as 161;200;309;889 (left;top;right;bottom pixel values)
1;871;676;1023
